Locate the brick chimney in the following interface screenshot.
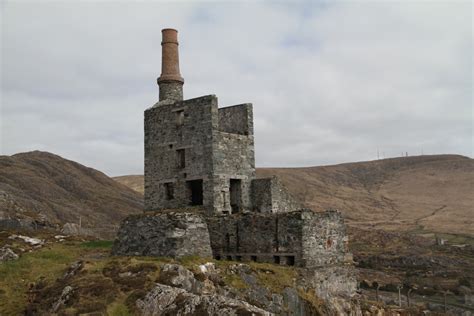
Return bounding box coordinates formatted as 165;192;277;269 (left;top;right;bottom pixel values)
157;28;184;102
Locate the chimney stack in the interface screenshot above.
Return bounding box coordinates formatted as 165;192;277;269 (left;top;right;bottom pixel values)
157;28;184;102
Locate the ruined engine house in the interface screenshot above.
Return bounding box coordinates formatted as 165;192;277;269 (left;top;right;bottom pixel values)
116;28;351;268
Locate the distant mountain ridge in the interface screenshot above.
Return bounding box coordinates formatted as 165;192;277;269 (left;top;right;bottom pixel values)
0;151;143;235
114;154;474;236
1;151;471;237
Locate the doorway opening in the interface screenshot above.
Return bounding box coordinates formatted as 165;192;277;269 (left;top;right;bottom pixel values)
187;179;203;205
229;179;242;213
273;256;280;264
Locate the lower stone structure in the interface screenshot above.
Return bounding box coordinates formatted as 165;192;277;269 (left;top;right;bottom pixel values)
207;209;349;268
112;211;212;258
251;176;302;213
113;208;350;269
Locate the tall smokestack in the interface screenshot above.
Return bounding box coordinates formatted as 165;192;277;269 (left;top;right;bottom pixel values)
157;28;184;102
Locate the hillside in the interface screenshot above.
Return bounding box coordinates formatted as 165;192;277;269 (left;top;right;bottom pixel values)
0;151;143;235
113;175;144;194
114;155;474;236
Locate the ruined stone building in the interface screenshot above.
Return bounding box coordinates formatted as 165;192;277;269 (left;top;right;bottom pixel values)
114;29;351;269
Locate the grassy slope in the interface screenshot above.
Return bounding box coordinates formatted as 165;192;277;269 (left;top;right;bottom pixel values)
113;175;145;194
0;233;299;315
0;151;143;233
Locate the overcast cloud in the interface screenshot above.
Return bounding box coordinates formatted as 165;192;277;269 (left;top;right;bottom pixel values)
1;0;472;176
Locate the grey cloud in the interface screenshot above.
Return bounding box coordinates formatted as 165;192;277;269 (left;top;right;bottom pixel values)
1;1;472;176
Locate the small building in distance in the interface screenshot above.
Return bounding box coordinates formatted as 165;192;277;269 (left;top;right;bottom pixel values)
114;28;352;270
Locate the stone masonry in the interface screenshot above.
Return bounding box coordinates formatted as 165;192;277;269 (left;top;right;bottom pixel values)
206;209;349;268
112;211;212;258
144;95;255;215
114;28;353;271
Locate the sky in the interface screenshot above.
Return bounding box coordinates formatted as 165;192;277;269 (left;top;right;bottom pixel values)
1;0;472;176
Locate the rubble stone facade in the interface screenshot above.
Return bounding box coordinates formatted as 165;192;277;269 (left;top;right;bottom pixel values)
112;211;212;258
144;95;255;215
206;210;349;268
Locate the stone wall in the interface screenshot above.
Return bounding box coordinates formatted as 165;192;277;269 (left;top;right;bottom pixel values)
206;210;349;268
112;211;212;258
218;103;253;135
158;81;183;102
206;212;302;263
144;95;256;215
301;210;349;267
300;266;358;300
212;131;255;213
144;95;218;212
251;177;302;213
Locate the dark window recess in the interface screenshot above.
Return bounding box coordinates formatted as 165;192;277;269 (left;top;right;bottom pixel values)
236;225;240;252
229;179;242;213
214;255;221;261
177;149;185;169
273;256;280;264
236;256;242;261
225;233;231;252
187;179;203;205
251;256;257;262
286;256;295;266
176;110;184;126
164;183;174;200
226;256;232;261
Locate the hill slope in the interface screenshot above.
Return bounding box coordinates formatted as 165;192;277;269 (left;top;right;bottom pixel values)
0;151;143;234
114;155;474;236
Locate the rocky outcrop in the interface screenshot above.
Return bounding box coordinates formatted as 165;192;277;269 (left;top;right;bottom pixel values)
136;283;271;316
0;246;19;262
50;286;74;313
158;263;205;294
134;263;272;315
112;211;212;258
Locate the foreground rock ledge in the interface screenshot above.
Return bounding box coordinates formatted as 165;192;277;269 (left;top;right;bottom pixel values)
112;211;212;258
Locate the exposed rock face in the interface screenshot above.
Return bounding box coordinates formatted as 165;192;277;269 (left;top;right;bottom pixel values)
136;283;271;316
135;263;273;315
158;264;204;294
50;285;73;313
0;246;19;262
112;211;212;258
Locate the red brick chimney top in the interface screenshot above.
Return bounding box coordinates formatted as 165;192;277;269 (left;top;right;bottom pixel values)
158;28;184;84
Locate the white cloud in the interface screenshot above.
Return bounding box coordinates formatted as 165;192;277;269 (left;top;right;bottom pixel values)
1;0;472;175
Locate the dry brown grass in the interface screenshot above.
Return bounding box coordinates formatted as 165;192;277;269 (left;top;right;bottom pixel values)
114;155;473;236
0;151;143;236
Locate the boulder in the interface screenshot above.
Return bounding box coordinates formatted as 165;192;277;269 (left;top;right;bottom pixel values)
61;223;81;235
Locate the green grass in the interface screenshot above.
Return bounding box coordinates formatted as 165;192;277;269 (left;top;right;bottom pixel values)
435;233;474;246
81;240;114;249
249;262;297;293
0;243;82;315
0;241;304;315
107;301;131;316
